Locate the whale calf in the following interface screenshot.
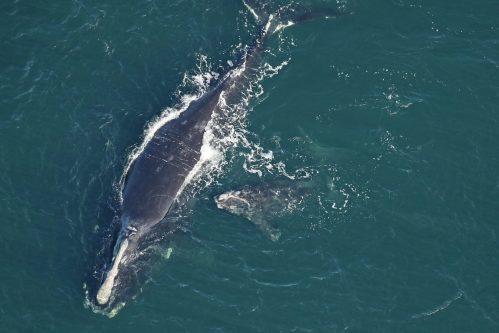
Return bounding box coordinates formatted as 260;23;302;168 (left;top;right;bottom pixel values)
92;1;339;314
215;180;312;241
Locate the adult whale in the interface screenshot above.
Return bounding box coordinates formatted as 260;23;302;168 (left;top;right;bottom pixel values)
94;1;339;311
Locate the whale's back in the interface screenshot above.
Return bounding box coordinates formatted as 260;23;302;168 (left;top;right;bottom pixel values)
122;87;224;227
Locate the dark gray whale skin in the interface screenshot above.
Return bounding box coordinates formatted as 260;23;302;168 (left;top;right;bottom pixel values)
214;181;312;241
93;2;339;312
123;87;223;228
97;76;247;308
94;14;270;310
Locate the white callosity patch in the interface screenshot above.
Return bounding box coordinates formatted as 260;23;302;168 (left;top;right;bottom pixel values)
215;191;251;211
96;238;129;305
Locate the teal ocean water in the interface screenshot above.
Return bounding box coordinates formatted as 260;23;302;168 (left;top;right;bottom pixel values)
1;0;498;331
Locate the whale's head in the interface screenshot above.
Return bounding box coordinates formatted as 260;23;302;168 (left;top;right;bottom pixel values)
214;191;252;217
87;216;179;317
92;225;144;316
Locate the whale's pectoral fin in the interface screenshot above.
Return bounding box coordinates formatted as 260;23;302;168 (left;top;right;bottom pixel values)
147;241;175;260
249;214;281;242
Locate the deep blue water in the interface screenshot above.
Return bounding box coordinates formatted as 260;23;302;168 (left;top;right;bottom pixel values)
1;0;498;331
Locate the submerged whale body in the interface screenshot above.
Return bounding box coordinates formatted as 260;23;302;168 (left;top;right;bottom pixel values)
91;1;339;315
215;180;312;241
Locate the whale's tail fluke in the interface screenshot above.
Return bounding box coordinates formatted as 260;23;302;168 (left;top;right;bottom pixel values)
283;6;340;24
243;0;341;33
242;0;271;23
240;0;342;56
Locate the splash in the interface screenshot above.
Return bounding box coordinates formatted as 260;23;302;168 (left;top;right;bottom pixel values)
83;283;126;318
114;35;294;212
242;0;259;21
117;54;219;202
89;15;297;316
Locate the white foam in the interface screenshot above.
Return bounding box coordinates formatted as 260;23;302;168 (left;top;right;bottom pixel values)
118;55;217;201
412;291;463;319
176;116;223;196
263;14;274;35
118;30;293;211
242;0;259;21
273;21;295;34
118;99;192;201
